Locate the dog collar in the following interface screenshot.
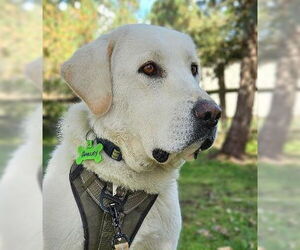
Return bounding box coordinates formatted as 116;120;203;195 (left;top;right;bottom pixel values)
96;137;123;162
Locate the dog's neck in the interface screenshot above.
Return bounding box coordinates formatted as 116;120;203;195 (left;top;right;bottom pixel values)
61;103;183;194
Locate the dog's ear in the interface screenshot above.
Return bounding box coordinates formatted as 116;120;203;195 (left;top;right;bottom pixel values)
61;35;114;116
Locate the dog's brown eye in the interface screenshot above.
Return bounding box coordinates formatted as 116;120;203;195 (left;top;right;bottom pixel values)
191;64;198;76
139;62;158;76
143;64;156;75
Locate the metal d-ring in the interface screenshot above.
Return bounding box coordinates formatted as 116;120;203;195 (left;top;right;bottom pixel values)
99;185;124;213
85;129;96;141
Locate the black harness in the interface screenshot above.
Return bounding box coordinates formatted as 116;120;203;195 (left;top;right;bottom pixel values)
69;138;158;250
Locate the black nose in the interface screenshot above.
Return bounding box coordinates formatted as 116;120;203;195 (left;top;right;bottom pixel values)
192;100;222;128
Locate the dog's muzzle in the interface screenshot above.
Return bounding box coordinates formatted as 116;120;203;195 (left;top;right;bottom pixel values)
152;100;221;164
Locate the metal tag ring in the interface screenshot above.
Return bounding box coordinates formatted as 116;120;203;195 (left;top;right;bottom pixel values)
99;185;124;213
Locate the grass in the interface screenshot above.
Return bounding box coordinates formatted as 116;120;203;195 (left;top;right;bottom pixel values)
178;154;257;250
258;163;300;250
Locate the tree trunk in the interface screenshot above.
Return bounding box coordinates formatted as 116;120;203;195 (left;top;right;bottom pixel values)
259;30;299;159
221;25;257;159
215;63;227;128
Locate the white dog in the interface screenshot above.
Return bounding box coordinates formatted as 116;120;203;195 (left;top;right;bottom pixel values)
0;59;42;250
43;24;221;250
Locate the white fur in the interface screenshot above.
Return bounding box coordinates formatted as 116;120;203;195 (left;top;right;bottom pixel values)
44;24;216;250
0;105;42;250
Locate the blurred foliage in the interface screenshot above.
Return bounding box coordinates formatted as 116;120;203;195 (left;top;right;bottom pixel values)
0;0;42;79
258;0;300;61
150;0;251;69
43;0;98;94
102;0;139;29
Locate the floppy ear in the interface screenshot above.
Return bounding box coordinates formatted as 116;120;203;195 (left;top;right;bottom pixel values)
61;35;114;116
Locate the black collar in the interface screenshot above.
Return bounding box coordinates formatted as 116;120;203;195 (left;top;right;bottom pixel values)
96;138;123;161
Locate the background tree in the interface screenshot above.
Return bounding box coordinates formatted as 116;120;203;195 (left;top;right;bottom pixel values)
258;0;300;159
220;0;257;159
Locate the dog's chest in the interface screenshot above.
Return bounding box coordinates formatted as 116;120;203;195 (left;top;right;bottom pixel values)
130;187;182;250
67;183;181;250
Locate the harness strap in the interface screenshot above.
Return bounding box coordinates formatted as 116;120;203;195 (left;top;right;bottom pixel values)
69;163;158;250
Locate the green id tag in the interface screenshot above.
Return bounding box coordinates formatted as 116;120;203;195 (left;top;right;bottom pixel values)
76;140;104;164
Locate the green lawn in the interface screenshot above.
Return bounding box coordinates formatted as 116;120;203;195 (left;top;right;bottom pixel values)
178;155;257;250
258;164;300;250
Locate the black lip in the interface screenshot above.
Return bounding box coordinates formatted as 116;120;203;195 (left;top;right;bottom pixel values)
152;134;215;163
186;125;217;149
152;149;170;163
194;148;200;159
200;138;213;151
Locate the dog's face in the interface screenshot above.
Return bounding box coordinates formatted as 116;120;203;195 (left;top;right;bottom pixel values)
62;24;221;171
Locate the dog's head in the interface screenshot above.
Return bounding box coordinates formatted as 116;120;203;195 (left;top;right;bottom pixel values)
62;24;221;171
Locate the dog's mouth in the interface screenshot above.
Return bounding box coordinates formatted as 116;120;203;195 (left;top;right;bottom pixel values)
152;149;170;163
152;137;215;164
